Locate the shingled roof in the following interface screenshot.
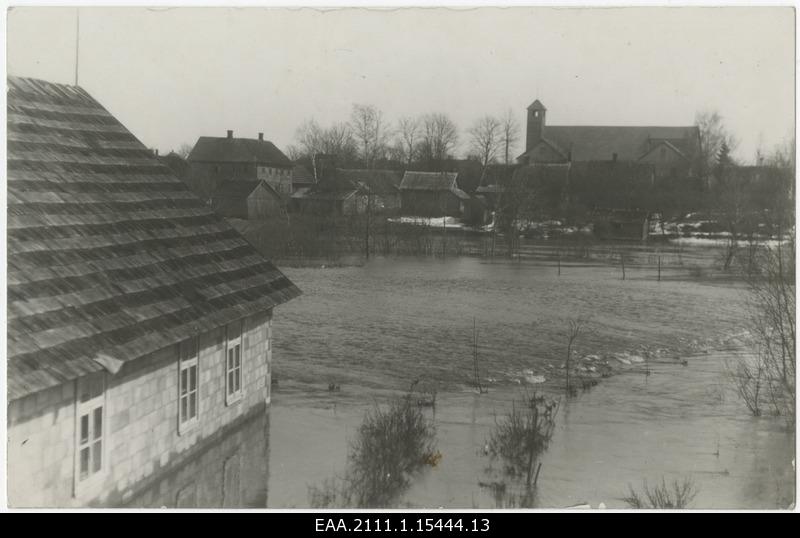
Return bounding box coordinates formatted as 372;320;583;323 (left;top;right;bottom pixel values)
6;76;301;400
337;168;402;194
399;171;459;191
188;135;293;166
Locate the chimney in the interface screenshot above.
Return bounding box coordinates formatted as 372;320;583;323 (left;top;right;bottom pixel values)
258;132;264;142
227;130;233;139
153;148;159;157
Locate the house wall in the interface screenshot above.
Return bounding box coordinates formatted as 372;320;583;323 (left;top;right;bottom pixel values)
639;145;689;179
7;310;273;508
522;141;566;165
247;185;285;219
400;190;462;217
187;162;259;200
258;166;293;195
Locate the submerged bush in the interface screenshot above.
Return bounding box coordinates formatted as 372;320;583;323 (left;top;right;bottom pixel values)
622;477;698;509
308;394;437;508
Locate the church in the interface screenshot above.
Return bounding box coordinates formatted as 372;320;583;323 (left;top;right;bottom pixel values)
516;100;701;179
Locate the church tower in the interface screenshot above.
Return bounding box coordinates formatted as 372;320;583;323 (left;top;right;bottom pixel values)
526;100;547;151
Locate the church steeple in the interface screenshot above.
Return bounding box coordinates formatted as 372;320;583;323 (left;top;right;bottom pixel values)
526;100;547;151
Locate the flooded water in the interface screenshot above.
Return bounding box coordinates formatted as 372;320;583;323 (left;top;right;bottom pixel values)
263;246;794;509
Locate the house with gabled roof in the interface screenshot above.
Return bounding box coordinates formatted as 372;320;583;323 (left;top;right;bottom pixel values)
517;100;701;180
211;179;286;220
186;130;294;201
337;168;403;211
399;171;470;217
6;76;301;507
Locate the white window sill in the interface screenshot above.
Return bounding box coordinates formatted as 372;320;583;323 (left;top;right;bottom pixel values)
178;417;199;436
225;392;243;407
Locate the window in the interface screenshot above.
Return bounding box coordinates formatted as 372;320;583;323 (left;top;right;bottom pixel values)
75;372;105;493
225;321;243;404
179;337;199;432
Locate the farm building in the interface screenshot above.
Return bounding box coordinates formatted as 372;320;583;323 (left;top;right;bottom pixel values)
337;168;402;212
399;171;470;217
291;171;368;216
211;179;286;220
186;130;294;200
6;76;301;507
291;163;317;192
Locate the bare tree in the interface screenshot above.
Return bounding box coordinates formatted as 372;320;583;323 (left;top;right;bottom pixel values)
396;116;420;167
175;143;193;159
694;110;738;184
419;113;459;171
564;316;588;396
468;116;502;179
349;104;391;168
294;119;358;165
500;109;520;165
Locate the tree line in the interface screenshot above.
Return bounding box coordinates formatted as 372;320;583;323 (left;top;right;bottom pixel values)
286;104;521;173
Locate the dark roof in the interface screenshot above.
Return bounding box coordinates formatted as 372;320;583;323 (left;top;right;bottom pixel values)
292;164;316;185
528;99;547;111
188;135;293;166
520;125;700;162
399;171;459;191
6;76;301;400
337;168;402;194
212;179;279;200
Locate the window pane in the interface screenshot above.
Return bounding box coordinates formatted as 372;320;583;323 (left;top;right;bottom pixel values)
93;407;102;441
181;369;188;395
189;366;197;391
80;414;89;444
181;396;188;421
228;372;234;395
235;370;240;392
189;393;196;419
228;349;233;370
234;345;241;367
92;441;102;473
80;447;90;479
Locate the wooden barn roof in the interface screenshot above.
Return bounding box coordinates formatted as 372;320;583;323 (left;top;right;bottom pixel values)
399;171;459;191
188;135;293;166
6;76;301;401
337;168;402;194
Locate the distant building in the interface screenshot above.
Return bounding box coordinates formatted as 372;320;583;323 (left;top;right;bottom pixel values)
399;171;470;217
211;180;286;220
291;172;368;216
291;163;317;192
517;100;701;180
6;76;301;507
186;131;294;201
337;168;403;212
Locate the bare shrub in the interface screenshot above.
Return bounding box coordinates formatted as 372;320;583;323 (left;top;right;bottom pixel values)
308;394;437;508
622;477;698;509
486;392;560;489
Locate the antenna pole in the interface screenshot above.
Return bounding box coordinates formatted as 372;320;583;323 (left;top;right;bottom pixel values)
74;9;80;85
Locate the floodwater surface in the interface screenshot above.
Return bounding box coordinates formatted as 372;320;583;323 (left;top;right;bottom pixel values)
265;248;794;509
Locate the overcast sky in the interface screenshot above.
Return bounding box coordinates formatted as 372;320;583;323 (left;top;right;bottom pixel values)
7;6;795;163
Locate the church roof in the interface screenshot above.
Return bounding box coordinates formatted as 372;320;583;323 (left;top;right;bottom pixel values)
520;124;700;162
527;99;547;111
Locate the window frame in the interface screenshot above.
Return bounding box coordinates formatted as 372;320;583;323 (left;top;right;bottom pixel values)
225;320;244;405
73;372;106;498
178;337;200;434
